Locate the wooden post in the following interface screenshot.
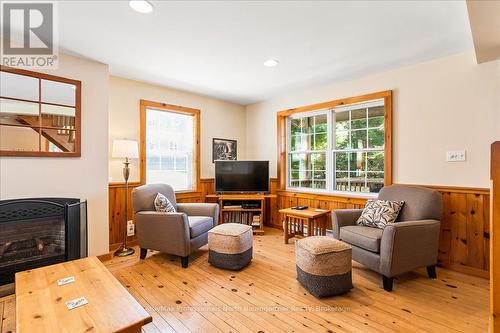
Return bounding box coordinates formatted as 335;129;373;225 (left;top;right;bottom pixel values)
491;141;500;332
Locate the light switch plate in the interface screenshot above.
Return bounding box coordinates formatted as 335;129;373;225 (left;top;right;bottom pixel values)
127;220;135;236
446;150;466;162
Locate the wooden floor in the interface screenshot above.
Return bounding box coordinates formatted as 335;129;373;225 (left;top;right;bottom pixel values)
1;228;489;332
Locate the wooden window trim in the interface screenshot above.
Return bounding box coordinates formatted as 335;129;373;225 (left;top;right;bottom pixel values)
0;65;82;157
139;99;201;191
276;90;392;193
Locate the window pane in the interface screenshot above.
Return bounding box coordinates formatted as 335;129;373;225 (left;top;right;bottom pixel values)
335;111;349;132
367;172;384;193
290;113;327;151
162;156;174;170
313;133;327;150
351;108;367;130
289;152;325;189
290;118;301;135
291;133;311;151
349;171;366;192
335;152;348;171
368;106;384;128
311;153;326;171
302;116;313;134
335;172;348;191
146;108;194;191
176;156;187;170
335;130;349;150
349;152;365;172
368;128;384;149
350;129;367;149
147;156;160;170
367;151;384;172
314;114;327;133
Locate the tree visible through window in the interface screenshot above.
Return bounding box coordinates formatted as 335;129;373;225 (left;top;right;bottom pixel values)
287;100;385;194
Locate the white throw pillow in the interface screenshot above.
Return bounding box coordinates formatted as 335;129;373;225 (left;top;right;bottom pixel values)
154;193;176;213
356;199;404;229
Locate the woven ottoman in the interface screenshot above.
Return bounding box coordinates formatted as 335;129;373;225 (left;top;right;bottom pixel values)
208;223;253;270
296;236;352;298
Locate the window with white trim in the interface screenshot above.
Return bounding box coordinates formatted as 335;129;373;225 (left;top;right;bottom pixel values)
287;100;385;194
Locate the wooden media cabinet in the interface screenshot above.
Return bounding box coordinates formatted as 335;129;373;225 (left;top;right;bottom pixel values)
206;194;276;235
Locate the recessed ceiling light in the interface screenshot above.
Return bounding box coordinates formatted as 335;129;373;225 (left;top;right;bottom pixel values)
264;58;279;67
129;0;153;14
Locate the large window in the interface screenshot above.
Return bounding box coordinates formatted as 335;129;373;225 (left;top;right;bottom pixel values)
280;91;391;195
140;100;200;191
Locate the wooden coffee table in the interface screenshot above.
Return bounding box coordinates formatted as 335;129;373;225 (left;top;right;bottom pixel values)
279;207;331;243
16;256;152;333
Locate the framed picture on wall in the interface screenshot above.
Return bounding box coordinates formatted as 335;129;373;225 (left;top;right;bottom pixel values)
212;138;237;162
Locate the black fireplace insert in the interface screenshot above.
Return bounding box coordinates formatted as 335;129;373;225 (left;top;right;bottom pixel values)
0;198;87;285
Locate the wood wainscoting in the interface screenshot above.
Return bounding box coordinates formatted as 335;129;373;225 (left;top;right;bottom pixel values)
108;178;490;278
269;180;490;278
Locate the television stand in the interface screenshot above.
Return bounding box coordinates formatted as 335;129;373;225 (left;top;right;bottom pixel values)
206;194;276;235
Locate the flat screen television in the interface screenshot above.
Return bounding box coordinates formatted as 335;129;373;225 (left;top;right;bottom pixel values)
215;161;269;193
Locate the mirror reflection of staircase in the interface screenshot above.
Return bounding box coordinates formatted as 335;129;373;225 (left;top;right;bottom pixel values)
14;114;75;152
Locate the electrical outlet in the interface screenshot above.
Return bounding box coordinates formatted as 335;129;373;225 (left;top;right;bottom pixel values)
127;220;135;236
446;150;466;162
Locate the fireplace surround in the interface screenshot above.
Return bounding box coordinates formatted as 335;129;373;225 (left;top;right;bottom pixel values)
0;198;87;285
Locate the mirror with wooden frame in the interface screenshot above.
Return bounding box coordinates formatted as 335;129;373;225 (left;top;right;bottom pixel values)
0;66;81;157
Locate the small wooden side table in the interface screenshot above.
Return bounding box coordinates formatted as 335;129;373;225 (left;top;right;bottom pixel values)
279;207;331;244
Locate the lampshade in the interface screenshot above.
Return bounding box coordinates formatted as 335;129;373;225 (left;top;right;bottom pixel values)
112;139;139;159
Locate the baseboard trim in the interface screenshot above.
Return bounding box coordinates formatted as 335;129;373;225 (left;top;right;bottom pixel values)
109;240;138;252
440;263;489;279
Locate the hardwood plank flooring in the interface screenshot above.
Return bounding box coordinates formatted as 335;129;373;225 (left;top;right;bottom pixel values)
0;228;489;332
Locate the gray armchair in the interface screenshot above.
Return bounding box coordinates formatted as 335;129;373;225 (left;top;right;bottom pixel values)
132;184;219;268
332;184;442;291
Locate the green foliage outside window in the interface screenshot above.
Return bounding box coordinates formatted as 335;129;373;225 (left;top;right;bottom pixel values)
289;104;385;193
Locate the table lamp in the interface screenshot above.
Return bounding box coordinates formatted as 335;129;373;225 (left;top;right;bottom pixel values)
112;139;139;257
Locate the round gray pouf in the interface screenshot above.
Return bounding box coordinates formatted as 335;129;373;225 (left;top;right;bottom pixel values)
295;236;352;298
208;223;253;270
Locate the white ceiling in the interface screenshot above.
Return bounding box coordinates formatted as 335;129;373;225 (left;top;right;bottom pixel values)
56;1;473;105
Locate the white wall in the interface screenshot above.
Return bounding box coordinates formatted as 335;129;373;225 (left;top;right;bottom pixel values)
246;52;500;188
108;76;247;182
0;53;110;256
